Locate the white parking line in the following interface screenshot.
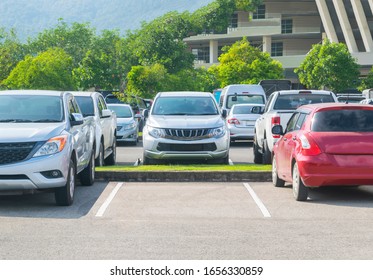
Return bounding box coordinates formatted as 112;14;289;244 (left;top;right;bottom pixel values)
243;183;271;218
95;182;123;217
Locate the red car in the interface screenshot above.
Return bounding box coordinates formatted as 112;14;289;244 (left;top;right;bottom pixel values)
272;103;373;201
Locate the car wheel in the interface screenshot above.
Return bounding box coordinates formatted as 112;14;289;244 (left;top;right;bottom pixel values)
95;142;104;167
253;137;263;164
55;159;75;206
262;139;272;164
104;139;116;165
80;151;95;186
272;155;285;187
292;163;308;201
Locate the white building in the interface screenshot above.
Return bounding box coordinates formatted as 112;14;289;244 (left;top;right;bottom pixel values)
183;0;373;80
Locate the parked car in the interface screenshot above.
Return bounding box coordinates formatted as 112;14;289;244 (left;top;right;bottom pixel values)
336;93;365;103
271;103;373;201
107;104;140;145
226;103;264;142
0;90;96;206
219;84;266;114
360;99;373;105
254;90;338;164
142;91;229;164
73;91;117;166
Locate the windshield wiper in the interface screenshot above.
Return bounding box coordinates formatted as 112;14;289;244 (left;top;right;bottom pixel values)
0;119;33;123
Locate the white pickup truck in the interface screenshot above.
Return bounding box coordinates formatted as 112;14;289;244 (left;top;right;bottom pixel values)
73;91;117;166
253;90;338;164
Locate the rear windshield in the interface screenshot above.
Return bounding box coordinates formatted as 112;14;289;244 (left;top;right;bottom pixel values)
152;96;218;116
273;94;334;110
227;94;265;109
232;105;261;114
312;109;373;132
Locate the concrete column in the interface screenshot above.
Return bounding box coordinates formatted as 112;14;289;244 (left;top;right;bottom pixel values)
351;0;373;52
209;40;219;64
332;0;358;52
263;36;272;54
315;0;339;43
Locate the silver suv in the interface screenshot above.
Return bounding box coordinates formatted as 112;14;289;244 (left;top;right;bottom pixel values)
142;91;230;164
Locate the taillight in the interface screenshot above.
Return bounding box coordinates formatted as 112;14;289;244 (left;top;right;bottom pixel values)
271;116;281;138
228;118;240;125
299;134;322;156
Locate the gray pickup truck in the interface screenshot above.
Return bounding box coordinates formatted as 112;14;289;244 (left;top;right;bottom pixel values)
0;90;96;206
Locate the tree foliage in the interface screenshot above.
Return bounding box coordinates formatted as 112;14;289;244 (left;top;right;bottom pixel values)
2;47;74;90
212;37;284;87
295;40;360;92
359;67;373;91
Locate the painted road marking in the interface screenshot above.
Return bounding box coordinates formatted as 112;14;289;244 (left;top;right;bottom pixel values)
95;182;123;217
243;183;271;218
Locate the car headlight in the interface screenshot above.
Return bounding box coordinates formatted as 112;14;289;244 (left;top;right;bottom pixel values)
148;126;165;138
123;122;137;130
208;126;226;138
33;135;67;157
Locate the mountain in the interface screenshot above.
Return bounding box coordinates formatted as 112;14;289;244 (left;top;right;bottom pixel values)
0;0;214;40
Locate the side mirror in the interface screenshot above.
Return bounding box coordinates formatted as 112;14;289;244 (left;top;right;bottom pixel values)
143;109;149;119
70;113;84;126
101;109;112;118
251;106;264;114
221;109;227;118
271;125;284;136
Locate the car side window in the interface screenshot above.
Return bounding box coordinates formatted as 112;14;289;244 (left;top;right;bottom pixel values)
264;94;274;113
97;96;107;117
294;113;307;130
285;112;299;133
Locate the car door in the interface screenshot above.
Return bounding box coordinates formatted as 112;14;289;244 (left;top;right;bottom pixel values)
97;94;112;150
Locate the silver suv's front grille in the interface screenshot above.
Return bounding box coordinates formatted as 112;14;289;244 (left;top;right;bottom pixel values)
164;128;210;140
0;142;37;165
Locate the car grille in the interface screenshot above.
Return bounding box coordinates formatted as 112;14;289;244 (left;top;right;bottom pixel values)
0;142;37;165
164;128;211;140
157;143;217;152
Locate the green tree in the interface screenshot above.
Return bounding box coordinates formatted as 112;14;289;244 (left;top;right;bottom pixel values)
73;30;132;91
359;67;373;91
212;37;283;87
295;40;360;92
2;47;74;90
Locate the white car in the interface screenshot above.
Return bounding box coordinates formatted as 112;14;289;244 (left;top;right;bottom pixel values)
142;91;230;164
108;104;140;145
227;103;264;142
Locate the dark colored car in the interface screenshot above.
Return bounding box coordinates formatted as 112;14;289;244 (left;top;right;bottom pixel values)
272;103;373;201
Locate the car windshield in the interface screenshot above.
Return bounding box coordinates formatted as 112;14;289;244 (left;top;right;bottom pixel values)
108;105;133;118
273;94;335;110
0;95;64;122
152;96;218;115
227;94;265;109
75;96;95;117
312;109;373;132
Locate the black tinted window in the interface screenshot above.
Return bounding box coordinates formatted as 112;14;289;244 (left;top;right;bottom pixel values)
76;96;94;117
312;109;373;132
274;94;334;110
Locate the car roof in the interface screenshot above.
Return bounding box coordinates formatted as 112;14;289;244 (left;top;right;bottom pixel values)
107;103;131;108
0;90;64;96
277;90;334;95
298;103;373;113
231;103;264;107
157;91;212;97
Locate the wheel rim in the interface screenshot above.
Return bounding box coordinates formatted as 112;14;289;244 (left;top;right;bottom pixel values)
69;165;75;198
99;144;104;166
292;164;299;197
91;153;95;181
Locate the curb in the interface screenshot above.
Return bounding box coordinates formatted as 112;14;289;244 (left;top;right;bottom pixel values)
95;171;272;182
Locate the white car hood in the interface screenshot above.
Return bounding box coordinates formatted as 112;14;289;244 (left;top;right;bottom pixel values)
147;115;224;129
0;123;65;142
117;117;134;125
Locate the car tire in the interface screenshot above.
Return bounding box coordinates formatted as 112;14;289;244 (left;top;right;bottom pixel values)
253;137;263;164
262;139;272;164
292;163;308;201
95;142;104;167
142;153;158;165
272;155;285;187
80;151;95;186
55;159;75;206
105;139;116;166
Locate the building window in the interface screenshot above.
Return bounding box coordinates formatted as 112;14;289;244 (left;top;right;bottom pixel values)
253;4;265;19
282;19;293;34
271;42;283;56
192;47;210;63
229;13;238;28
